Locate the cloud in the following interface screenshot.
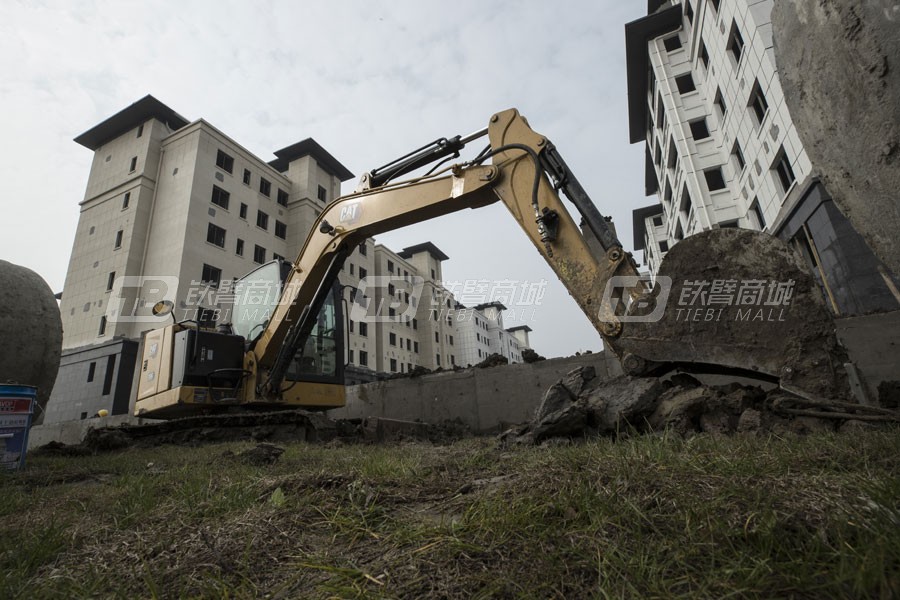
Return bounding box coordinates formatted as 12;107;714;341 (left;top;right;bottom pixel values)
0;0;648;358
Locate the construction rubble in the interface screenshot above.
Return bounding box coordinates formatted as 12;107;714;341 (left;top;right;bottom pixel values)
501;365;900;445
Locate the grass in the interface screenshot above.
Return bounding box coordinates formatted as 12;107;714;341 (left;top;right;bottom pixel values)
1;431;899;598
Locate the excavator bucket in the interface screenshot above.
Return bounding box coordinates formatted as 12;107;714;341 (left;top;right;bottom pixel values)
610;229;850;400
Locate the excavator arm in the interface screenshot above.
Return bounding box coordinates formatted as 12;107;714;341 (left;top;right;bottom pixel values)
134;108;850;417
246;109;645;401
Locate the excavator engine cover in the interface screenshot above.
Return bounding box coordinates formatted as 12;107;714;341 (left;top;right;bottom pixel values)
612;229;849;399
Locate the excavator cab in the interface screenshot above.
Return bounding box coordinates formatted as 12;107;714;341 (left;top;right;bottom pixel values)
134;260;346;417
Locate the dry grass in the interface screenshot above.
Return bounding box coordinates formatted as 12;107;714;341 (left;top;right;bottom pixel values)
2;430;900;598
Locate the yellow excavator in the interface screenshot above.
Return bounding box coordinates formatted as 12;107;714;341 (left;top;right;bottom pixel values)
134;109;849;418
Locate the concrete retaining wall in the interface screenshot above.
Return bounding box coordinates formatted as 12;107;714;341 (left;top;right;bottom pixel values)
26;353;622;448
328;352;622;433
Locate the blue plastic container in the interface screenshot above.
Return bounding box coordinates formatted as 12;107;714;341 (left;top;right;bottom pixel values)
0;385;37;471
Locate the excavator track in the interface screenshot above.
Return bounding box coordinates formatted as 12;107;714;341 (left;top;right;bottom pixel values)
86;409;355;448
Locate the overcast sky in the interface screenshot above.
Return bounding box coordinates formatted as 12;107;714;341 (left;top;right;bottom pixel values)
0;1;651;358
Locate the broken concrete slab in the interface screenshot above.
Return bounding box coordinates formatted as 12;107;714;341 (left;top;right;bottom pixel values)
582;376;663;433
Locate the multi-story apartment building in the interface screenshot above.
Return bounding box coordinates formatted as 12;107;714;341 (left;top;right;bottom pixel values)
49;95;354;423
455;302;527;367
626;0;898;316
48;96;540;422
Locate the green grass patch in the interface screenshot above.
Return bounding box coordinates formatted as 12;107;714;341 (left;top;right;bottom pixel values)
2;431;899;598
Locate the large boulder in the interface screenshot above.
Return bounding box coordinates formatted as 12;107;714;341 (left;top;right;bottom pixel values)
0;260;63;425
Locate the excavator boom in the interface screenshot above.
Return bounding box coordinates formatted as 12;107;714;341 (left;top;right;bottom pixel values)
134;109;850;418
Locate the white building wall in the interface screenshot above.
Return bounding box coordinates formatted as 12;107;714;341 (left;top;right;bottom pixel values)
638;0;814;272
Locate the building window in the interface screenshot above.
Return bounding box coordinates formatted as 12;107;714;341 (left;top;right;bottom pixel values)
714;88;727;117
731;141;746;172
277;188;289;206
414;341;419;353
667;138;679;170
87;362;96;382
655;145;663;168
412;319;418;330
436;354;441;366
388;283;395;296
704;167;727;191
275;220;287;239
659;240;669;252
253;245;266;264
449;335;454;345
727;22;745;64
98;316;107;336
256;210;269;230
207;223;226;247
684;1;694;23
389;332;397;346
137;124;144;138
680;185;693;216
129;156;137;172
652;215;663;227
387;260;394;273
114;230;123;249
435;332;439;343
122;192;130;210
675;73;696;95
236;238;244;256
699;40;710;69
317;185;327;203
349;263;355;275
106;271;116;291
388;307;396;318
259;177;271;197
772;148;796;194
406;339;411;351
748;80;769;125
348;349;354;363
359;351;368;366
359;267;367;280
243;169;251;185
216;150;234;174
239;203;248;219
201;263;222;288
663;34;682;52
390;358;397;372
211;185;230;210
431;269;435;280
359;322;368;337
689;118;711;140
358;243;367;256
348;319;354;333
750;199;767;230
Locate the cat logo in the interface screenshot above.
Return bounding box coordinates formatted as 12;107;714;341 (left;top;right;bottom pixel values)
339;202;362;224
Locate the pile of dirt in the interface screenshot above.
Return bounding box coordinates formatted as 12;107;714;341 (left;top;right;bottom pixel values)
522;348;545;363
474;353;508;369
501;366;900;445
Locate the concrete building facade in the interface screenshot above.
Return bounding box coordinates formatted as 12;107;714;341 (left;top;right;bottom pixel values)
455;303;527;367
626;0;898;316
